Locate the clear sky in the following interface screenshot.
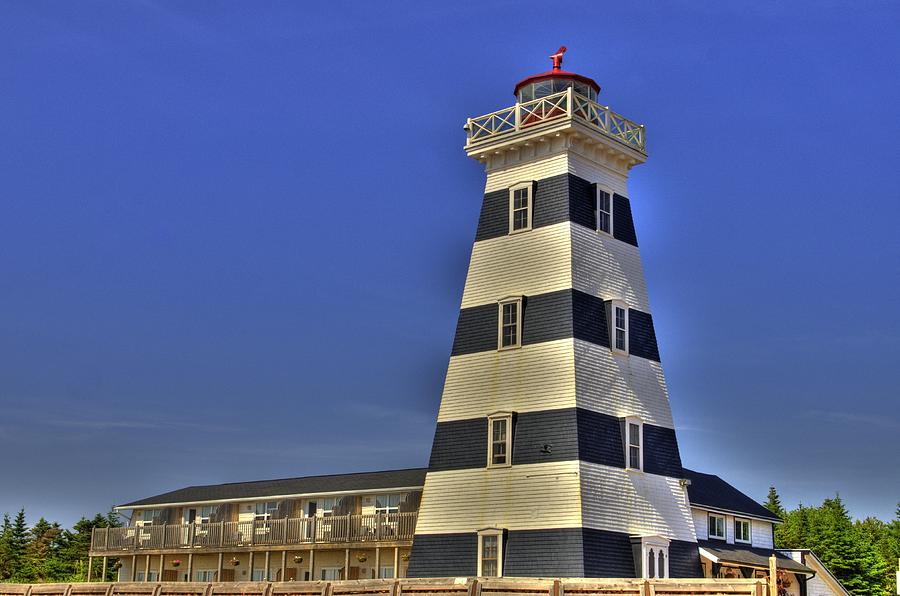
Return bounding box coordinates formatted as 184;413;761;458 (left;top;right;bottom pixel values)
1;1;898;527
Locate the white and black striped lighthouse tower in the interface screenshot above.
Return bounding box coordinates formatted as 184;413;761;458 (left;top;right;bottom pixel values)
407;49;700;579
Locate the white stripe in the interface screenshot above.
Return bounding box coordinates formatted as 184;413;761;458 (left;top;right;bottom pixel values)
571;223;650;312
415;462;583;534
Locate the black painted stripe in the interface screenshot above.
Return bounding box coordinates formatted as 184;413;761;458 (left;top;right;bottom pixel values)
427;408;682;477
474;173;639;247
408;528;700;578
451;289;658;362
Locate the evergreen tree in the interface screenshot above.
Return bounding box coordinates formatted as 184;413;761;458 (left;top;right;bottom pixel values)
765;486;787;518
8;509;31;582
0;513;13;581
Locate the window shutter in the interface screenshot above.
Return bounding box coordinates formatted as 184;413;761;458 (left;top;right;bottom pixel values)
603;300;613;349
590;183;598;230
618;418;628;468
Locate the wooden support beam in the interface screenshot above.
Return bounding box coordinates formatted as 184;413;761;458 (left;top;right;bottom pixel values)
144;554;150;582
87;556;93;582
769;555;778;596
309;548;315;581
131;555;137;582
217;553;223;581
187;553;193;582
344;548;350;580
375;547;380;578
264;551;271;581
158;554;164;580
393;547;399;579
281;551;287;582
249;551;255;580
101;556;108;581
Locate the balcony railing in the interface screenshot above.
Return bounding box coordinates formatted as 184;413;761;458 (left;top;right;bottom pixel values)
90;513;417;554
465;88;646;154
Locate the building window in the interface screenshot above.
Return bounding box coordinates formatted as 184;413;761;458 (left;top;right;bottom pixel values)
625;417;643;471
198;506;215;524
478;530;503;577
735;518;751;543
596;188;612;234
139;509;161;526
498;297;522;350
709;514;726;540
380;566;395;579
639;537;669;579
487;413;512;468
321;567;342;581
509;183;533;233
375;494;401;515
195;570;216;582
254;501;278;521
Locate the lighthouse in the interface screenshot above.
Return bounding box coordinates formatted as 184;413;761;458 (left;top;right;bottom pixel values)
407;49;699;578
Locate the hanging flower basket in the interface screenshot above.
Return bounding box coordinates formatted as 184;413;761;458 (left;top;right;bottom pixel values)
293;555;304;564
400;553;410;562
230;557;240;567
356;553;368;563
172;560;182;568
113;561;123;570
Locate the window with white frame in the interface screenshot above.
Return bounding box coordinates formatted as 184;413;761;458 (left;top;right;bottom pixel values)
611;301;628;354
195;570;216;582
596;188;612;234
375;494;401;515
254;501;278;521
509;183;533;233
487;413;512;467
639;536;669;579
139;509;162;526
735;518;751;543
379;566;395;579
478;530;503;577
197;506;215;524
321;567;342;581
625;417;643;471
498;298;522;350
709;514;726;540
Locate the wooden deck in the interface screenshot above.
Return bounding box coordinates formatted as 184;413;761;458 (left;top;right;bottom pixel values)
0;577;767;596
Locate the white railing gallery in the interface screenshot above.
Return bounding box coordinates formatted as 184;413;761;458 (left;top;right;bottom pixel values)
90;512;417;553
466;88;645;153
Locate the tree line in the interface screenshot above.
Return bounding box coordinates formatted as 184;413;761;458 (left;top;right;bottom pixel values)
0;509;121;583
764;489;899;596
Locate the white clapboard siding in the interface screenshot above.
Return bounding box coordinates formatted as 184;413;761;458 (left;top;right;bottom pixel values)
580;462;696;542
567;152;630;196
460;222;573;309
571;224;651;312
692;508;709;541
752;519;774;549
415;461;583;534
438;338;576;422
574;340;675;428
484;153;570;193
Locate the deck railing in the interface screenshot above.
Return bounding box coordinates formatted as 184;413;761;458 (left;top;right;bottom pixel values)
90;512;417;554
465;88;646;153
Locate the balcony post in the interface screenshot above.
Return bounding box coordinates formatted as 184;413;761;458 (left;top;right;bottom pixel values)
143;554;150;582
219;521;224;547
157;554;163;581
514;104;521;131
393;547;399;579
102;556;108;581
87;556;93;582
188;523;195;547
280;551;287;581
308;548;314;580
264;551;271;581
249;551;255;578
344;548;350;580
216;553;223;581
566;86;573;118
187;553;193;582
131;555;137;582
104;527;110;550
375;548;380;578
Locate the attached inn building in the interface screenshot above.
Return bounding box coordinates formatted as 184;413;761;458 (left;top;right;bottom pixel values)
88;49;842;595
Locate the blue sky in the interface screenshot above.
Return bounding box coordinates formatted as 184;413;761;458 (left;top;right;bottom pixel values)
1;1;898;527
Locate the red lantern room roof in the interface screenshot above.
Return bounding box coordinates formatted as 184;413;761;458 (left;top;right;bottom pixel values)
513;46;600;96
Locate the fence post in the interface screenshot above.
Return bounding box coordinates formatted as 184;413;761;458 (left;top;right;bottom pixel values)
769;555;778;596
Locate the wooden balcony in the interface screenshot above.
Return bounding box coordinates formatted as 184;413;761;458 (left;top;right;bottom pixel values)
90;513;417;555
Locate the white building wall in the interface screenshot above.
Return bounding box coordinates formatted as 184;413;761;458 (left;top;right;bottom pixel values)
461;222;572;309
693;508;709;540
752;519;775;549
580;462;696;542
571;224;650;312
437;338;575;421
415;461;583;534
574;340;675;428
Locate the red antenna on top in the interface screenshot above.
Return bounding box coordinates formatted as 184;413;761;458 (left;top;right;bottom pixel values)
550;46;567;71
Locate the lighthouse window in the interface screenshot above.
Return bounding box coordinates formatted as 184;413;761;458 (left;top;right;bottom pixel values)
487;414;512;467
498;298;522;350
609;300;629;354
596;188;612;234
508;183;533;233
626;418;643;471
477;530;503;576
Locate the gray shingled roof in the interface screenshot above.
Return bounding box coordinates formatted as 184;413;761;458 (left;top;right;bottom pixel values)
683;469;781;522
119;468;428;508
698;540;814;574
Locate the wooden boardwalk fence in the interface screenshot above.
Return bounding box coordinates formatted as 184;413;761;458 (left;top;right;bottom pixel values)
0;577;767;596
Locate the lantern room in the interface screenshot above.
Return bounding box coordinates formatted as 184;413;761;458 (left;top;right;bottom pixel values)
514;46;600;102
